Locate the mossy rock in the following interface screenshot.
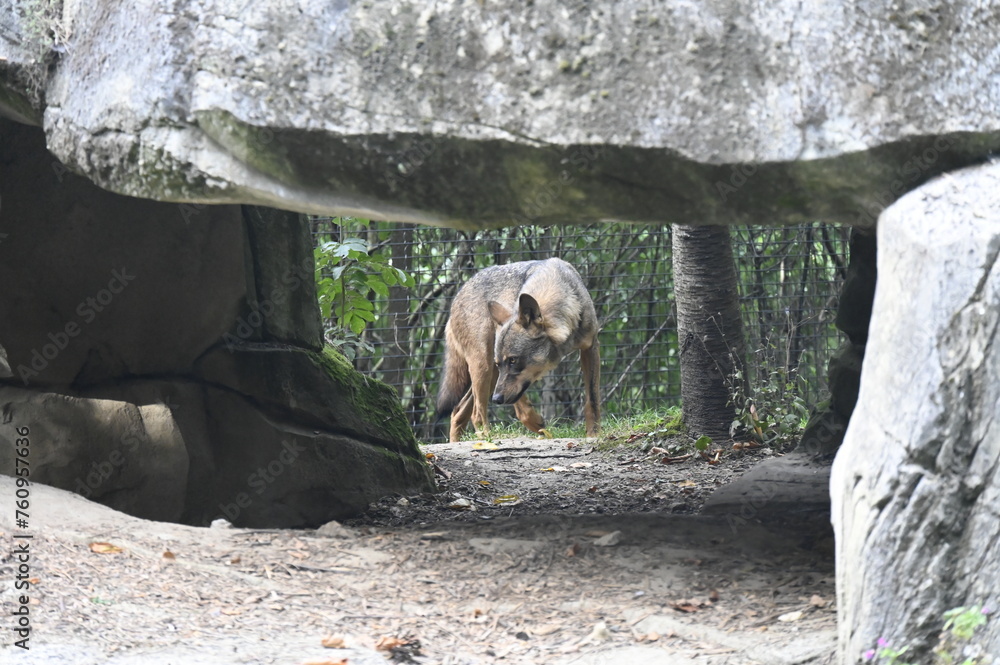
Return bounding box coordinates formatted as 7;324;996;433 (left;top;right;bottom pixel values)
196;342;422;456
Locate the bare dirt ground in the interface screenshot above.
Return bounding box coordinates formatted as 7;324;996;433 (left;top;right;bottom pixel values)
0;436;837;665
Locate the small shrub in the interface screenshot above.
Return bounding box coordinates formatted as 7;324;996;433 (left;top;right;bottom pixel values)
862;605;993;665
315;233;414;362
728;365;810;448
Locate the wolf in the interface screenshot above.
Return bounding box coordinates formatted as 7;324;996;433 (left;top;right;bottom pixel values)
436;257;600;442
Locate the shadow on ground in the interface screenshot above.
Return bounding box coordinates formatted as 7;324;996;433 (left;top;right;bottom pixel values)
0;437;837;664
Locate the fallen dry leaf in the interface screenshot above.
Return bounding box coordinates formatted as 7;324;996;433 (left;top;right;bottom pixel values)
375;635;409;651
593;531;623;547
446;498;476;511
778;610;804;622
418;531;447;541
564;542;581;557
671;602;702;613
88;542;123;554
810;594;828;608
471;441;498;450
584;529;611;537
671;597;713;613
162;550;176;560
320;634;346;648
533;623;562;636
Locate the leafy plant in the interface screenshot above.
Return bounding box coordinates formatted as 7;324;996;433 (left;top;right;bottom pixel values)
16;0;68;104
728;365;810;448
862;605;992;665
315;235;414;362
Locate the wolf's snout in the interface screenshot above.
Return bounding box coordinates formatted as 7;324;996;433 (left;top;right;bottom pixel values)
491;392;506;405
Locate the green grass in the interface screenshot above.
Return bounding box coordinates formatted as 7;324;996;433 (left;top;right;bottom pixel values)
453;406;687;447
456;418;586;442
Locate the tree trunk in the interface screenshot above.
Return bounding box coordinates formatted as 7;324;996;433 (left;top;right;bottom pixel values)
671;225;746;441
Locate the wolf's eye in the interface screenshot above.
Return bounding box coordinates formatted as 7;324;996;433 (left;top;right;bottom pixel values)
506;357;518;368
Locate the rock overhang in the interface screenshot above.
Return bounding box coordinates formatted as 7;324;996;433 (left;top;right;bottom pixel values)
1;0;998;227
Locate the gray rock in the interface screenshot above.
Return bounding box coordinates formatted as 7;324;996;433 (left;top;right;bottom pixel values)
701;450;833;530
0;122;434;527
0;122;245;387
832;162;1000;661
316;520;355;538
3;2;1000;227
0;387;189;522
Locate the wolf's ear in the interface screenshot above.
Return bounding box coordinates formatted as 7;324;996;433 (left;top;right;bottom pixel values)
517;294;543;329
488;301;514;327
520;293;572;343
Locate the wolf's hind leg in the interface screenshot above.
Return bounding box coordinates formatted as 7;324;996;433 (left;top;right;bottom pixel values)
580;341;601;437
449;388;474;442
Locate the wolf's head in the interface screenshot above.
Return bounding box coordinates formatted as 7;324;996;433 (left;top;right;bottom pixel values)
487;293;567;405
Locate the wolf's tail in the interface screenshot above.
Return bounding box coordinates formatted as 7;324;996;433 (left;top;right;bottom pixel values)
436;343;471;420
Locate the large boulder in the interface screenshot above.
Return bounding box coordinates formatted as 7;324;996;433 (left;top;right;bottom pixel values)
0;389;189;522
832;163;1000;660
2;2;999;227
0;120;434;527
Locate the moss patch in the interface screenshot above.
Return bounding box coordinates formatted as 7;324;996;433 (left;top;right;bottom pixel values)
309;345;418;450
194;109;297;184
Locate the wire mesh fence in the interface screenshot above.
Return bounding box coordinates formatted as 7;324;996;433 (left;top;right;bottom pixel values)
311;219;849;442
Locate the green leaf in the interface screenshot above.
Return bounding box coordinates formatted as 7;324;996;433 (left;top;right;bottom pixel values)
349;316;366;336
333;238;368;257
368;280;389;298
694;435;712;451
348;295;374;310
